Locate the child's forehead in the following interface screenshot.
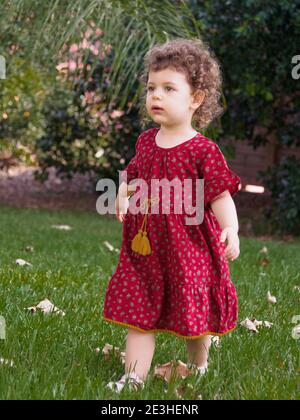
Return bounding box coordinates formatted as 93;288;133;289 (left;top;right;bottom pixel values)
147;68;187;84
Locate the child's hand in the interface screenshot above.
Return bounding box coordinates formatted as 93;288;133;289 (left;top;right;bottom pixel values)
220;227;240;261
115;195;130;223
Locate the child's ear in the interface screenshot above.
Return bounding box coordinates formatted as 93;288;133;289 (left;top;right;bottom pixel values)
190;90;205;111
193;89;205;107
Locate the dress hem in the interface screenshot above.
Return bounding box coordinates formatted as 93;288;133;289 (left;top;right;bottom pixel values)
102;316;237;340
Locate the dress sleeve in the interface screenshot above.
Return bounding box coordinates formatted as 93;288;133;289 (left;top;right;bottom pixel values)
200;142;241;209
120;134;142;184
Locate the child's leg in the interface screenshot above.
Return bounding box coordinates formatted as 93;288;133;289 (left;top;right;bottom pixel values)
125;327;156;382
186;334;212;367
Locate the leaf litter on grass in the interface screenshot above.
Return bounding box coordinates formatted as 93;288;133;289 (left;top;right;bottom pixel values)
98;342;215;399
25;298;66;316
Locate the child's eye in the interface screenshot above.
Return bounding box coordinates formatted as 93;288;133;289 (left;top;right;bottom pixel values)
146;86;174;92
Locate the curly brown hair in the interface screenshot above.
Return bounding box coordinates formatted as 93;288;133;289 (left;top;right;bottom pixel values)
138;37;225;131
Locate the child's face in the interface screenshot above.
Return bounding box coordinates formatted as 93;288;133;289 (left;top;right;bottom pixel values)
145;68;203;128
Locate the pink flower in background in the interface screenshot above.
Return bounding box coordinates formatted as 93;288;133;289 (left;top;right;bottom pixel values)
69;44;78;53
68;60;77;71
110;110;124;119
90;46;99;55
56;62;68;72
79;38;89;49
99;114;109;124
85;29;93;39
84;91;95;103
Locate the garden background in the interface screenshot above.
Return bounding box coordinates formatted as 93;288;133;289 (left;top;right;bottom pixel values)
0;0;299;400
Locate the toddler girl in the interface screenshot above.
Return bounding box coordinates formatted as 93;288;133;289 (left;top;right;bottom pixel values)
103;38;241;393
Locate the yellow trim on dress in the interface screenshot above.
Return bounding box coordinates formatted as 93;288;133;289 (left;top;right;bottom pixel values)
103;316;237;340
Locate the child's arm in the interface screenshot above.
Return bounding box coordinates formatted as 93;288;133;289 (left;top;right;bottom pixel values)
118;181;137;199
210;190;240;260
115;181;138;222
210;190;239;233
115;133;141;222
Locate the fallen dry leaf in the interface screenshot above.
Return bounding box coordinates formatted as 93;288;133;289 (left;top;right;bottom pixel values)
0;358;14;367
259;272;267;277
24;246;34;252
103;241;120;254
260;257;270;267
51;224;72;231
16;258;32;267
25;298;65;316
292;324;300;340
174;384;185;399
0;315;5;340
175;360;194;380
259;247;269;266
101;343;126;364
267;291;277;304
154;359;194;383
101;343;204;386
252;319;274;329
240;318;259;333
211;336;221;347
240;318;274;333
259;246;269;255
103;241;114;252
175;382;199;400
263;321;274;329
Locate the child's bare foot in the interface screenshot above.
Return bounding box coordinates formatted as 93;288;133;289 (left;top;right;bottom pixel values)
187;360;209;376
106;371;145;393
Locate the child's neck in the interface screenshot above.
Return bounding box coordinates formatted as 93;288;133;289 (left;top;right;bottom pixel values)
156;126;198;141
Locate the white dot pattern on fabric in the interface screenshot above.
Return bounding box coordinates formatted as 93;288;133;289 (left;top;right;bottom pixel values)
103;127;241;339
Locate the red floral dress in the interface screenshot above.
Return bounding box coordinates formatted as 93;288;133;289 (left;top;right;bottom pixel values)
103;127;241;340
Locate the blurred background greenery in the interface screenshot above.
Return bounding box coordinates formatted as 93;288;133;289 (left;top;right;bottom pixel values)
0;0;299;235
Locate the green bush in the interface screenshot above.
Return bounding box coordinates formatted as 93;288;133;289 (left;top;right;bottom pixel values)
34;83;142;185
258;156;300;235
34;30;142;185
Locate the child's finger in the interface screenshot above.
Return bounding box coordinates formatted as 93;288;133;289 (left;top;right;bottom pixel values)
220;232;228;243
226;246;238;260
225;245;232;254
225;247;234;259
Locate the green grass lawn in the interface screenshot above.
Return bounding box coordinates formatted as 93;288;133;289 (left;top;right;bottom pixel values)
0;204;299;400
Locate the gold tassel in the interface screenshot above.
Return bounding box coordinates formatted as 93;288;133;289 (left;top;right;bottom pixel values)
131;228;144;252
131;198;152;256
140;230;151;255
